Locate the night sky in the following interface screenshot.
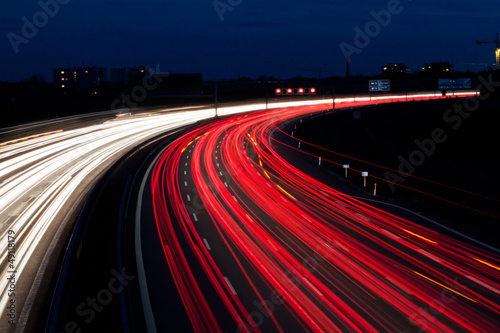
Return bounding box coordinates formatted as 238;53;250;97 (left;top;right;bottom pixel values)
1;0;499;82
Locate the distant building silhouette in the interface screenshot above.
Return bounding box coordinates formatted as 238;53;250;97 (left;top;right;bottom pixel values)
53;67;106;91
110;67;127;85
109;64;161;86
381;63;410;77
420;62;454;76
52;64;203;97
127;66;149;87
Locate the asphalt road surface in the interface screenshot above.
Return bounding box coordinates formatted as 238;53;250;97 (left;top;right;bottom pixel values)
2;91;491;332
149;99;500;332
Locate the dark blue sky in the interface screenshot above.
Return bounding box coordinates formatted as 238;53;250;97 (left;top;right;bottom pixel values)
1;0;499;82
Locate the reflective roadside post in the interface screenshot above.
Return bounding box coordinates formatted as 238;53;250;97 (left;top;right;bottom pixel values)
343;164;350;177
332;87;336;110
362;171;368;187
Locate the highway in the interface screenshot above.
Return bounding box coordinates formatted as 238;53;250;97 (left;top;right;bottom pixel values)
0;91;491;332
0;98;344;332
0;104;270;332
150;98;500;332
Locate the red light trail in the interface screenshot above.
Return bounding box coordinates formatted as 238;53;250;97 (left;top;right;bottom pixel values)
151;99;500;332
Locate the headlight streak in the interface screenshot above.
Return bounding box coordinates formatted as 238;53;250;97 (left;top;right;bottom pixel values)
152;97;500;332
0;105;270;325
0;91;487;329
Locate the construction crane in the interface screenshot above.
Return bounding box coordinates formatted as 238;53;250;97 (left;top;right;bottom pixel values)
476;32;499;70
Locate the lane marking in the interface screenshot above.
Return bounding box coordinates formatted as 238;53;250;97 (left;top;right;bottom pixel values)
472;258;500;272
466;275;500;294
203;238;211;251
192;213;198;222
386;277;412;295
184;181;188;187
303;278;324;296
3;216;16;225
381;229;401;240
24;197;36;205
301;214;312;223
186;195;191;202
413;271;476;303
225;277;238;295
356;213;370;222
417;249;442;263
352;195;500;254
135;150;161;333
0;130;63;147
276;184;296;201
335;201;346;208
267;239;279;251
402;228;438;245
334;240;350;252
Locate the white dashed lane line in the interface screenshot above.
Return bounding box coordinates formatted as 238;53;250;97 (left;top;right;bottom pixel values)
386;277;413;295
417;249;442;263
224;277;237;295
467;275;500;294
356;213;370;222
382;229;401;240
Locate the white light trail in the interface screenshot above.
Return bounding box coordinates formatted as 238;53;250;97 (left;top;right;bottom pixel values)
0;91;471;329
